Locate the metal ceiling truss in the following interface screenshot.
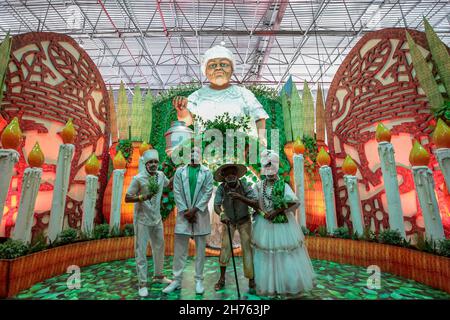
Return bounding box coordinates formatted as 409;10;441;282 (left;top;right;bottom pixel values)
0;0;448;92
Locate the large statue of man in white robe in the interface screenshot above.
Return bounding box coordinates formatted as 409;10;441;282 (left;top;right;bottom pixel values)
171;44;270;248
172;44;269;141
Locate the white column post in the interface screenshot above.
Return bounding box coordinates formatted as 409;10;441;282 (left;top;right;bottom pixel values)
0;149;20;222
47;144;75;243
319;165;337;233
412;166;445;241
81;175;98;236
377;141;406;238
293;154;306;227
343;175;364;235
12;168;42;243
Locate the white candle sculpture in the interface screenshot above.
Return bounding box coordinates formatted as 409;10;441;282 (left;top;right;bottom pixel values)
432;119;450;193
110;169;125;232
0;117;22;223
81;154;101;236
410;140;445;241
82;175;98;236
110;150;127;232
47;143;75;243
12;168;42;243
376;123;406;238
0;149;19;222
12;142;44;243
317;147;337;233
292;138;307;227
342;155;364;236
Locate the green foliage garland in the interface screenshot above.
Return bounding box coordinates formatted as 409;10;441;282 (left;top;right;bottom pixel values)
271;179;288;223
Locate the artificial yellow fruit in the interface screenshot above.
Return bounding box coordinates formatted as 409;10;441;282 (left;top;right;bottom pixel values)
85;153;100;176
61;118;77;144
432;118;450;149
139;141;151;156
375;123;391;143
293;137;305;154
113;150;127;169
28;142;45;168
317;147;331;167
342;155;358;175
409;140;430;166
1;117;22;150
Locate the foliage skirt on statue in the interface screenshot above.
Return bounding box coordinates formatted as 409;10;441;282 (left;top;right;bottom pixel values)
252;212;316;296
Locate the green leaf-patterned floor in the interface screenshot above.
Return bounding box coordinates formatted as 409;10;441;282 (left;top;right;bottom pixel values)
13;257;450;300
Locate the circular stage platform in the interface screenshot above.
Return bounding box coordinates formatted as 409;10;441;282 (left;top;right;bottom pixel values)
12;257;450;300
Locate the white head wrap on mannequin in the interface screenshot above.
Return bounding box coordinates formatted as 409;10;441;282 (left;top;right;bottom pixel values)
260;149;280;175
201;44;236;76
142;149;159;163
139;149;159;174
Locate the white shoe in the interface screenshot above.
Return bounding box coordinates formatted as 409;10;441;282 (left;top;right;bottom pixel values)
162;280;181;294
195;280;205;295
138;287;148;297
153;277;172;285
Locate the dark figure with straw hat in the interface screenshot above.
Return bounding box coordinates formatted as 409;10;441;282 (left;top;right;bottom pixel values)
213;163;259;293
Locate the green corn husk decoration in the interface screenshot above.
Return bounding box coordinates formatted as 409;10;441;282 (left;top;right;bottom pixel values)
131;85;143;141
316;84;326;142
142;90;153;143
302;80;315;137
406;31;444;110
108;86;118;143
290;81;304;140
281;90;293;142
117;81;129;140
0;32;12;106
423;18;450;97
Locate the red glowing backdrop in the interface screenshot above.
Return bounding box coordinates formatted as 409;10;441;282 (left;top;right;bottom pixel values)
325;28;450;238
0;32;110;239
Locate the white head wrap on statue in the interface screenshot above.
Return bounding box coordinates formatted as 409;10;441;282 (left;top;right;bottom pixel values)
201;43;236;76
260;149;280;176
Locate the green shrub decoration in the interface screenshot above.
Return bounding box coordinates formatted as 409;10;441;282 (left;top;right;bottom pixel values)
333;227;351;239
362;226;377;242
56;228;78;245
437;239;450;257
122;224;135;237
0;239;29;259
317;225;328;237
93;224;111;240
28;232;48;253
378;229;405;246
301;226;313;236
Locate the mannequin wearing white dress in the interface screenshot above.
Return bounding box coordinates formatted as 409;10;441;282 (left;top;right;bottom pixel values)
237;150;316;297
